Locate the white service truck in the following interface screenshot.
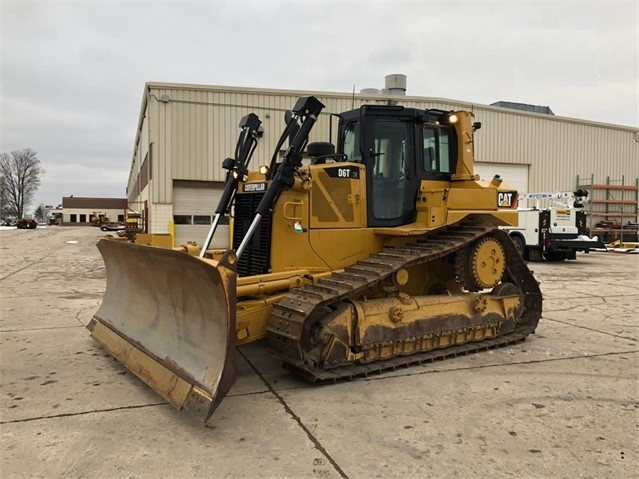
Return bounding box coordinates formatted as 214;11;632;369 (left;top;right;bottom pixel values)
502;189;604;261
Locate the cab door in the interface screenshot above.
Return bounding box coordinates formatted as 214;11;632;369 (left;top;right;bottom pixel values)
363;116;419;227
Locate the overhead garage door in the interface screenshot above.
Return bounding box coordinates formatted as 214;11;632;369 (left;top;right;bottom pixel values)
474;163;529;204
173;181;230;249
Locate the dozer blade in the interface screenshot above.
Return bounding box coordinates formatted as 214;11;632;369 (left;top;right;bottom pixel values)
87;239;237;422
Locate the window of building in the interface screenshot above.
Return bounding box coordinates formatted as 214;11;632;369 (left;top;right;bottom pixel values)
173;215;192;225
70;214;77;223
80;214;86;223
118;215;124;222
193;215;211;225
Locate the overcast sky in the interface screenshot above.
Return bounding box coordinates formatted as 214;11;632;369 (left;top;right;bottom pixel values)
1;1;638;210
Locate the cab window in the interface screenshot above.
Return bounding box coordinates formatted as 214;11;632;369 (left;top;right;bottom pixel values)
423;126;454;174
342;122;361;162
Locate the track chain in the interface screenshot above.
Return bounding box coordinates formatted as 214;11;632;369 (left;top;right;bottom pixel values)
266;223;542;382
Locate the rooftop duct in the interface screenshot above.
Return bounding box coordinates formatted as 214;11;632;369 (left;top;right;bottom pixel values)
385;74;407;96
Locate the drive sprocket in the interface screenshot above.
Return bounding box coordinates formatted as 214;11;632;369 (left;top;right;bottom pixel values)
461;235;506;291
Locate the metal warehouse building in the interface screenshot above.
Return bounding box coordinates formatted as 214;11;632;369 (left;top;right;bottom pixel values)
126;80;638;247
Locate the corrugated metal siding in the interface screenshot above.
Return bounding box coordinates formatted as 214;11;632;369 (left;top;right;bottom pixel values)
137;84;637;219
474;163;529;193
127;106;150;203
465;107;638;194
146;88;467;200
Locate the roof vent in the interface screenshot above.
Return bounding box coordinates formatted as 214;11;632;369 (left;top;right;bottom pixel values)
385;74;407;96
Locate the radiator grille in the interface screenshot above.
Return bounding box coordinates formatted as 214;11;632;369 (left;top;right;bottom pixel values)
233;192;272;277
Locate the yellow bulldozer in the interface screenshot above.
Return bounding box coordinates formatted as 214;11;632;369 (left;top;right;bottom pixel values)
88;96;542;421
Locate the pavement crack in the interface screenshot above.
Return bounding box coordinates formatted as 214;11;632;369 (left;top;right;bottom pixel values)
0;402;168;425
543;316;638;342
355;350;639;383
226;389;271;398
232;348;639;396
1;325;85;333
237;348;349;479
0;244;71;283
75;306;96;327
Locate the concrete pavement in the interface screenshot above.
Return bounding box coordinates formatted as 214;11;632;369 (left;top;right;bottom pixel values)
1;226;637;478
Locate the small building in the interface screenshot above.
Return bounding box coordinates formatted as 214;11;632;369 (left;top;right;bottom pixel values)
61;197;127;226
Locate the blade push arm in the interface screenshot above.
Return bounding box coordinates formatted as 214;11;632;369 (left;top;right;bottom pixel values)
200;113;262;257
235;96;325;259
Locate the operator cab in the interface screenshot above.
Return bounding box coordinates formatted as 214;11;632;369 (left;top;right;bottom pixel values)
333;105;459;228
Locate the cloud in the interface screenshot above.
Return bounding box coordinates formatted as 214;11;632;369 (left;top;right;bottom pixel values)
1;0;637;210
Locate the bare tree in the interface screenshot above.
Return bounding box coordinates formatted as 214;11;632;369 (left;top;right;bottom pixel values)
0;176;8;219
0;149;45;218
